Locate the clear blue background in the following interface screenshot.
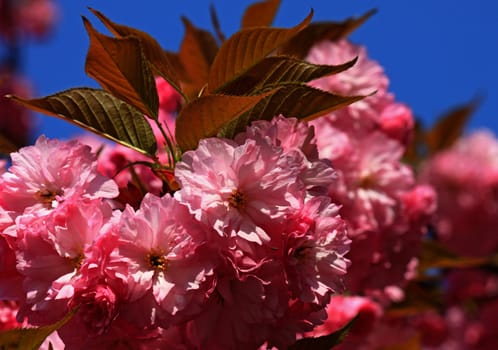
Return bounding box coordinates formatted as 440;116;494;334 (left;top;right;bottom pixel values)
23;0;498;140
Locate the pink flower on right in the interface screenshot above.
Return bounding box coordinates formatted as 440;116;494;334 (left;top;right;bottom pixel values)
420;130;498;257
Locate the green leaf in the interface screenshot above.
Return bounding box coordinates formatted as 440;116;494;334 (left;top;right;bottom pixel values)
8;88;157;157
280;9;377;58
0;308;76;350
241;0;281;28
178;17;219;100
208;11;313;93
216;55;357;95
88;8;187;99
218;84;365;139
175;93;271;151
425;97;481;155
83;17;159;119
288;315;357;350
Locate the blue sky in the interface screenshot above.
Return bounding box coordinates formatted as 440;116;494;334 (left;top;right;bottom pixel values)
23;1;498;140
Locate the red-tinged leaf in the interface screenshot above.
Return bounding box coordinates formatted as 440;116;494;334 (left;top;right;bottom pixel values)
425;97;481;155
218;84;365;139
289;315;357;350
280;9;377;58
216;56;357;95
88;8;186;98
83;17;159;119
210;4;225;43
208;11;313;92
241;0;281;28
0;308;76;350
175;93;271;151
0;133;20;155
8;88;157;157
179;17;219;99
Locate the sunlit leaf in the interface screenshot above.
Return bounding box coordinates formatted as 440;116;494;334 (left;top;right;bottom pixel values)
0;308;76;350
8;88;157;157
0;134;20;155
83;17;159;119
289;315;357;350
280;9;376;58
208;11;313;92
218;84;365;139
425;97;481;155
175;93;271;151
179;17;219;100
241;0;281;28
216;56;357;95
88;8;186;98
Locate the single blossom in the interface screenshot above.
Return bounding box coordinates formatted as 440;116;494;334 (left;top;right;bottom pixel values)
0;135;118;217
420;130;498;256
307;39;394;134
104;193;214;327
236;115;336;195
15;200;110;325
322;130;415;235
175;137;304;244
283;196;350;304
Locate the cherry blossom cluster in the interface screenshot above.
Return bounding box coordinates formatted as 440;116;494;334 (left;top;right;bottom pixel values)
0;112;351;348
1;23;498;349
0;0;57;40
307;39;436;299
0;37;435;349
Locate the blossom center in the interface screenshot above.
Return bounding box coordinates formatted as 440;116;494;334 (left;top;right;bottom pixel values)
146;249;167;271
68;252;84;270
34;187;63;207
359;173;375;189
229;189;246;209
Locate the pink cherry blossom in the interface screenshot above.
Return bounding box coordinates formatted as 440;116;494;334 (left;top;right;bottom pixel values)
16;0;58;39
175;137;304;244
58;316;174;350
156;76;181;115
236;115;336;195
0;233;23;299
379;102;415;146
282;196;350;304
103;193;214;327
0;135;118;217
15;200;111;325
181;268;287;350
95;142;164;207
323;130;415;235
70;283;119;336
345;185;436;295
306;295;382;339
307;39;393;134
0;300;27;330
420;130;498;256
